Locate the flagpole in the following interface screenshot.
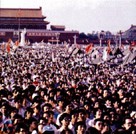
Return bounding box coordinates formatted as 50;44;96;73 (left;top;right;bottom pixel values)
18;9;21;40
119;30;122;48
55;32;60;46
100;38;102;47
73;35;77;45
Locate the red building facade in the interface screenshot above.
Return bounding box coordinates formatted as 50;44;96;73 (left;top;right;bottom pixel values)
0;7;79;43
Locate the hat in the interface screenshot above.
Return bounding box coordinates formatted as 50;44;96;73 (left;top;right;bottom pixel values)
130;111;136;118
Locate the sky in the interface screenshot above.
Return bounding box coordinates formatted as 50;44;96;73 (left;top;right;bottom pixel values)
0;0;136;34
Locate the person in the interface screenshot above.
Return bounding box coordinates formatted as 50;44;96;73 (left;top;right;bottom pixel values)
56;103;73;127
38;117;47;134
57;113;72;134
122;117;135;133
42;111;57;134
18;124;29;134
0;43;136;134
68;109;78;134
87;108;102;128
87;118;103;134
74;121;86;134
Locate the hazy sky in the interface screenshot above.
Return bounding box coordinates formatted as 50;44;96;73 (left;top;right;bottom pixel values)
0;0;136;33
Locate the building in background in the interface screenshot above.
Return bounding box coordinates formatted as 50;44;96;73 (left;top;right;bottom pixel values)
0;7;79;44
122;25;136;41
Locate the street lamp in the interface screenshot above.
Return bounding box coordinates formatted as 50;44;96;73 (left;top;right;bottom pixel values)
118;30;122;47
55;32;60;46
73;35;77;45
98;31;105;47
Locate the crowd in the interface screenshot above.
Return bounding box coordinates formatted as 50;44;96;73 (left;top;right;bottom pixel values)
0;45;136;134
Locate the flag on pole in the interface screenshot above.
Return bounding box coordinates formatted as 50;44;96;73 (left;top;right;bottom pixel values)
131;41;136;47
129;41;136;50
106;39;112;54
6;39;11;53
85;43;93;54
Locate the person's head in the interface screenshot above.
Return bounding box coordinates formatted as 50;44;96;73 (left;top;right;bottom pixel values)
57;98;65;107
94;118;103;132
24;107;33;119
93;101;100;108
102;121;112;133
84;102;90;111
118;89;124;96
103;113;110;122
113;101;120;108
42;103;52;112
15;99;22;109
33;105;41;114
75;121;86;134
94;108;102;119
59;113;71;127
10;107;18;119
43;111;53;124
49;111;55;123
71;109;78;124
65;104;73;113
130;111;136;119
13;114;23;125
123;117;133;130
103;90;109;98
77;108;86;122
38;117;47;133
105;98;112;107
29;118;38;130
1;104;8;114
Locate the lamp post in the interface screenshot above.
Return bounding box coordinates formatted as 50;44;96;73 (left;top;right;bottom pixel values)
99;31;105;47
113;34;118;48
73;35;77;46
51;37;54;45
119;30;122;48
55;32;60;46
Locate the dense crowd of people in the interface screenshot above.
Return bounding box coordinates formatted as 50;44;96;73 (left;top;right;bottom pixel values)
0;45;136;134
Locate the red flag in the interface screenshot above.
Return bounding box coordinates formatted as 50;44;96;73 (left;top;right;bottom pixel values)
129;41;136;50
107;40;111;54
131;41;136;47
6;43;10;53
85;43;93;53
107;39;111;47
